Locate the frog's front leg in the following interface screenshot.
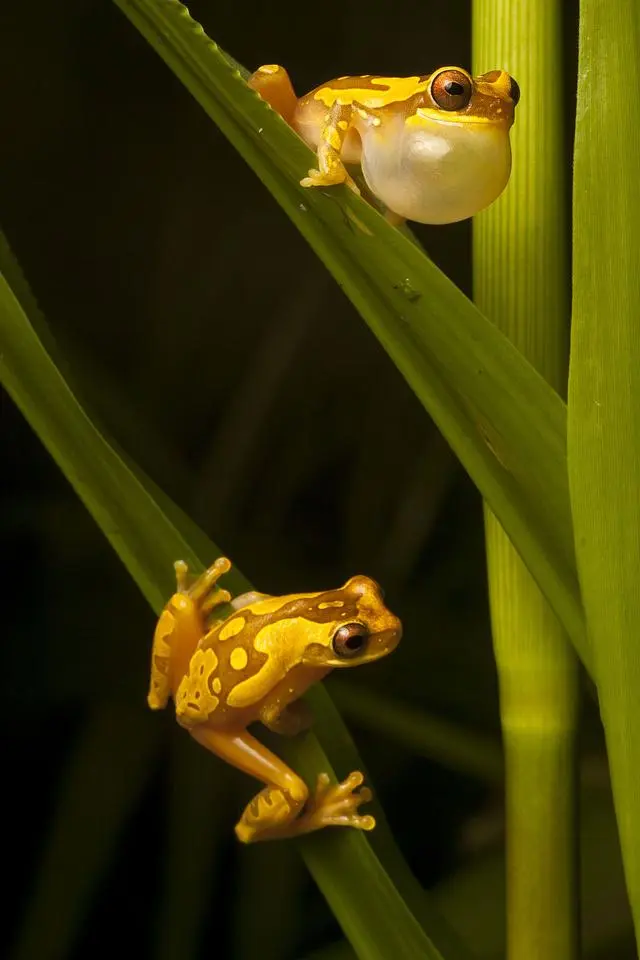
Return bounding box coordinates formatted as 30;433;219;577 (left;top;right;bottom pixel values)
190;725;374;843
301;102;361;195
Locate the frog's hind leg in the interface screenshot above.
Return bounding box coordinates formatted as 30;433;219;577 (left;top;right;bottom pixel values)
148;598;200;711
147;559;232;711
248;64;298;124
191;726;375;843
189;726;309;843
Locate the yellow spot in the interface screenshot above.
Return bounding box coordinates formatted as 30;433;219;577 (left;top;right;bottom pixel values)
318;601;344;609
212;677;222;694
195;647;218;673
259;64;280;75
357;108;369;120
324;125;342;151
156;610;175;641
245;593;320;616
314;76;428;110
230;647;249;671
371;117;381;127
227;619;332;708
219;617;245;641
175;648;220;723
337;120;348;130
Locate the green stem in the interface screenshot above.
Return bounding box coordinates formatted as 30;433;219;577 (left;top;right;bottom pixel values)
472;3;579;958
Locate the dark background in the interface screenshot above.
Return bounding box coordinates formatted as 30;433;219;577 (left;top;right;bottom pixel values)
2;2;632;959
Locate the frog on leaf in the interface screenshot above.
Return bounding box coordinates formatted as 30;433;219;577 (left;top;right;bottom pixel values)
248;64;520;225
148;558;401;843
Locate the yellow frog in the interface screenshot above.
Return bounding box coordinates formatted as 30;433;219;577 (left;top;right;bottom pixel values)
248;64;520;224
148;557;402;843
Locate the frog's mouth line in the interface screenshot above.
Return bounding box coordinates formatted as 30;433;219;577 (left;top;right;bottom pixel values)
418;110;512;127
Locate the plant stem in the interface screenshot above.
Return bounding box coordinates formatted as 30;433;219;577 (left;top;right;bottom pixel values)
472;3;579;958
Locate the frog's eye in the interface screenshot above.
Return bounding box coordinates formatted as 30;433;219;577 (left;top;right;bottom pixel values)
430;69;473;111
508;76;521;106
332;623;369;659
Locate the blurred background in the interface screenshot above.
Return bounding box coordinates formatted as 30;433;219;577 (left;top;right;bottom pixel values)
2;1;634;958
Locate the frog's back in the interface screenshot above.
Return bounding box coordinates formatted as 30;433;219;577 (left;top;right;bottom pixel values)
299;74;430;111
293;74;430;160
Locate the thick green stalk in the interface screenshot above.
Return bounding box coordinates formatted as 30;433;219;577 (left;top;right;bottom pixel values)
473;4;579;959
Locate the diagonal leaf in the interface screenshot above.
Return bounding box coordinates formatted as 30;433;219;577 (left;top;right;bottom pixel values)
111;0;589;671
0;249;468;960
568;0;640;945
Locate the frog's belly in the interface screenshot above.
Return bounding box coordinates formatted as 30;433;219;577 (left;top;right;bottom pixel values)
360;120;512;224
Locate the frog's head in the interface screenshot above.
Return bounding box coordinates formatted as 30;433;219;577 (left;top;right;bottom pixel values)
413;65;519;222
423;66;519;130
362;65;519;224
300;575;402;669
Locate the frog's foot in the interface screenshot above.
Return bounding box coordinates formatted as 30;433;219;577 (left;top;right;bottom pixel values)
298;771;375;832
236;771;375;842
235;785;306;844
301;167;361;196
248;64;298;124
174;558;232;615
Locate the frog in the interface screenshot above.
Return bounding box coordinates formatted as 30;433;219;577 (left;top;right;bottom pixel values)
148;557;402;843
248;64;520;224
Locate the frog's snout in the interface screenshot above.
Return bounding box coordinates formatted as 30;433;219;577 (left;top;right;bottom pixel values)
508;75;521;106
372;617;402;657
478;69;520;107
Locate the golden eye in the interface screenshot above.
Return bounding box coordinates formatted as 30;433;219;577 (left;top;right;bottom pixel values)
332;622;369;659
430;69;473;111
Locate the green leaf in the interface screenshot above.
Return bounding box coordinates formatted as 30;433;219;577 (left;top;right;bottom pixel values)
568;0;640;946
110;0;590;671
0;247;466;960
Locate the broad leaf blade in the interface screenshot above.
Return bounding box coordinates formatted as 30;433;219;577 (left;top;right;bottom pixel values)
568;0;640;943
111;0;588;670
0;252;462;960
